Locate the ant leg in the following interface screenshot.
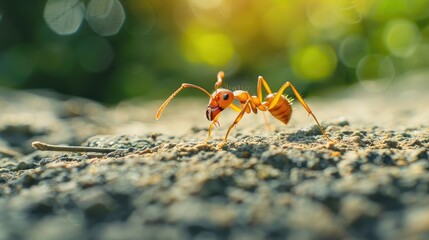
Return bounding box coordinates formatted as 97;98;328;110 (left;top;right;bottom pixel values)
206;99;244;145
228;103;242;112
257;77;276;130
217;100;252;149
257;76;273;102
156;83;212;120
268;82;335;142
204;114;221;143
261;111;274;130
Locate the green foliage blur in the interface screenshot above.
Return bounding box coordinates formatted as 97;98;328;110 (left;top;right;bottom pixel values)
1;0;429;103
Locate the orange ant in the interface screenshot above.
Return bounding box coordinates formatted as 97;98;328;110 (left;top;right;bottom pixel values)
156;71;334;149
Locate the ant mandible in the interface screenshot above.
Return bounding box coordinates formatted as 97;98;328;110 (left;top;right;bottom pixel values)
156;71;334;149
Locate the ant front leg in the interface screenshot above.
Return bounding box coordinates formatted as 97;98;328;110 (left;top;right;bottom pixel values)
217;100;252;149
204;114;221;143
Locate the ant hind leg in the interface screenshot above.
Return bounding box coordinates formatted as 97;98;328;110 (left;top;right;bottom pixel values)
269;82;335;143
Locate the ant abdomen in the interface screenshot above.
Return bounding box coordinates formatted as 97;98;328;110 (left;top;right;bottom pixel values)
265;93;292;125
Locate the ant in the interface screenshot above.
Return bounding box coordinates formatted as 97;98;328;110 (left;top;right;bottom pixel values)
156;71;334;149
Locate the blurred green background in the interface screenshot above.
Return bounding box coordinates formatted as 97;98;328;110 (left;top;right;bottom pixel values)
1;0;429;104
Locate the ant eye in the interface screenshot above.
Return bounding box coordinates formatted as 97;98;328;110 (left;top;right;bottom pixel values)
223;94;229;100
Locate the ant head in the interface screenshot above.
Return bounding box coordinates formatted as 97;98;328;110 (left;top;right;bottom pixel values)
206;89;234;121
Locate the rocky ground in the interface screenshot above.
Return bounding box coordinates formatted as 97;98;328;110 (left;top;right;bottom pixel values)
0;72;429;240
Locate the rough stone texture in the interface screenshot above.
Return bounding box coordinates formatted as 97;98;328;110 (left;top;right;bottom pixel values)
1;72;429;239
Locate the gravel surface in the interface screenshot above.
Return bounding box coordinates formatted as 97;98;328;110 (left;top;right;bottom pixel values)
1;73;429;240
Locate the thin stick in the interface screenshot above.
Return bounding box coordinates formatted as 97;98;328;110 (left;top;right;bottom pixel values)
32;141;121;153
0;147;24;158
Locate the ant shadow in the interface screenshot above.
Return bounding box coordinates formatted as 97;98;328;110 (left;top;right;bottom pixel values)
185;126;324;160
285;130;322;143
225;134;272;159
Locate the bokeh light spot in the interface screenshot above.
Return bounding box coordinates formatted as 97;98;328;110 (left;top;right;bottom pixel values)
356;54;395;91
383;19;420;57
339;35;370;68
307;3;338;30
86;0;126;36
291;44;337;81
43;0;85;35
306;3;346;39
334;0;365;24
182;27;234;67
